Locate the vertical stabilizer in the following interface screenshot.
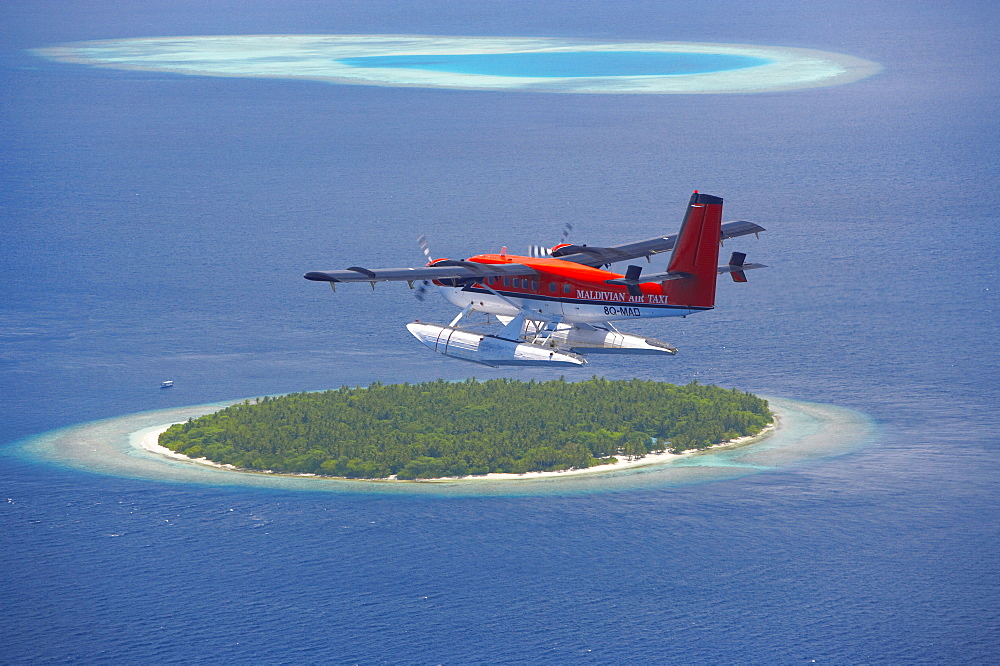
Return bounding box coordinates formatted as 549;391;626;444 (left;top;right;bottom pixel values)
665;191;724;308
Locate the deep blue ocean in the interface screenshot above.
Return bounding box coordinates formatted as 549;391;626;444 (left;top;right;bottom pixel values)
1;1;997;663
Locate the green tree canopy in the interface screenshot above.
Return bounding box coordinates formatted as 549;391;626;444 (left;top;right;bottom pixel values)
159;378;772;479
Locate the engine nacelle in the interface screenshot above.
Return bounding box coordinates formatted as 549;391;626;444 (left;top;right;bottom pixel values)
406;322;586;367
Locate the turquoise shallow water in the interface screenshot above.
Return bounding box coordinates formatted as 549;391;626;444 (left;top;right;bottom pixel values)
12;397;874;497
36;36;879;93
335;51;771;78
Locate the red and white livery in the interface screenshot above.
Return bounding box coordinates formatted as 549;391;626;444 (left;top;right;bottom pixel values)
305;191;766;366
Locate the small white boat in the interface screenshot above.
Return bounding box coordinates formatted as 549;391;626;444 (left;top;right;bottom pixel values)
160;380;174;388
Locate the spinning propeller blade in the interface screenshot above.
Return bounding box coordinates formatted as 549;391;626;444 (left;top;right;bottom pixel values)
528;221;575;257
414;281;430;301
418;234;433;263
415;234;433;300
560;221;574;244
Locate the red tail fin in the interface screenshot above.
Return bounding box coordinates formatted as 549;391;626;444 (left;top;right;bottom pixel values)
665;191;724;308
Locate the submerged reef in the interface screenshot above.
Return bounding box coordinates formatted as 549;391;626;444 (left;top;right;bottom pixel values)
36;35;882;93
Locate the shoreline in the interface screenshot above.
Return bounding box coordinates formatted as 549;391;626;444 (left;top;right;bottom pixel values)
17;396;874;494
138;417;778;484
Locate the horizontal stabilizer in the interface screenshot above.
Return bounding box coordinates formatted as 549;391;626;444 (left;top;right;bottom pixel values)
717;250;768;280
606;256;767;288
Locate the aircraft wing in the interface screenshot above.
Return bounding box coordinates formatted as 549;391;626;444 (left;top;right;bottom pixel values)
304;261;538;287
552;220;766;267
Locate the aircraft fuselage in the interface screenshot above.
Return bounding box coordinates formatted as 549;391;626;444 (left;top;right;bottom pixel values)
436;253;709;324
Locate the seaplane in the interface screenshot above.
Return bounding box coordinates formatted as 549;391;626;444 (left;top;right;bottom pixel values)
304;191;766;367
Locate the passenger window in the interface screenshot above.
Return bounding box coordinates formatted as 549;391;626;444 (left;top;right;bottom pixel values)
549;282;557;292
531;280;538;290
563;283;572;294
503;277;510;287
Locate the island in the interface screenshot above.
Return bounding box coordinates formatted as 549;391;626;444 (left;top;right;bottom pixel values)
158;378;772;480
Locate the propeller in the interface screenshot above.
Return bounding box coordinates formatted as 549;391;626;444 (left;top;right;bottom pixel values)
415;234;433;301
528;220;575;257
418;234;433;263
560;221;574;244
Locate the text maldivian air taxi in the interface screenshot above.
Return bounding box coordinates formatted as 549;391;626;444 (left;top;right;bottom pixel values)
304;191;766;366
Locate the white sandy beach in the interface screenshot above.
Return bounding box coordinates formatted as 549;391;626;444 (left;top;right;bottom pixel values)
138;417;777;483
23;396;869;493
